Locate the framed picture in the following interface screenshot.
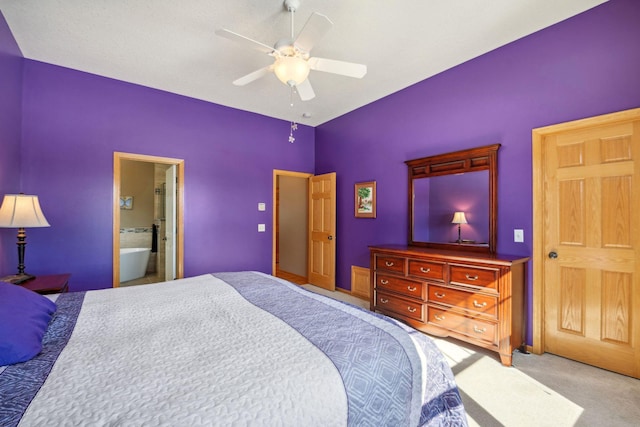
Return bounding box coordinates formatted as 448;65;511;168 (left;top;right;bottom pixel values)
355;181;376;218
120;196;133;210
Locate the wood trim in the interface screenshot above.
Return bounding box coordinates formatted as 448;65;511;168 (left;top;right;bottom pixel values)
407;144;500;253
531;107;640;354
351;265;370;299
406;143;500;178
113;152;185;288
272;169;313;276
113;152;121;287
531;129;544;354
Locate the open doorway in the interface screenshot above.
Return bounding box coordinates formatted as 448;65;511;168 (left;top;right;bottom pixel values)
273;170;312;284
272;170;337;290
113;152;184;288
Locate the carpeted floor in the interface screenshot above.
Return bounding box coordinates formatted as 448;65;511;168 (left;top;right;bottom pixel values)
301;284;640;427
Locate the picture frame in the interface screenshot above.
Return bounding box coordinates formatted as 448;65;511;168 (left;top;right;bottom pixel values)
355;181;376;218
120;196;133;210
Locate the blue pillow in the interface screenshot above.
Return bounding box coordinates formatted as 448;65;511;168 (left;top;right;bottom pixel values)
0;281;57;366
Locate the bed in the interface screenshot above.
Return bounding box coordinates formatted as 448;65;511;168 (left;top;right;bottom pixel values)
0;271;467;426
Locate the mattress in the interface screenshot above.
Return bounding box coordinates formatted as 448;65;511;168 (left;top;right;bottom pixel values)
0;271;467;426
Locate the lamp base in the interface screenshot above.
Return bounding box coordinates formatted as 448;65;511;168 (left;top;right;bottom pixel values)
0;273;36;285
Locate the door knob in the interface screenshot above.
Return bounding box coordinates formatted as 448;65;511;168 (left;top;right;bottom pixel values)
328;235;333;240
548;251;558;259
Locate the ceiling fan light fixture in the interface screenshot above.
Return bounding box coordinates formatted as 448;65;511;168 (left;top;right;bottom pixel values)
274;56;310;87
216;5;365;101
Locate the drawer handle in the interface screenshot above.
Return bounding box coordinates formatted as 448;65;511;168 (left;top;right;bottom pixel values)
380;298;389;304
385;261;394;267
407;306;417;313
434;292;446;298
434;314;445;321
473;300;487;308
420;267;430;273
465;274;479;281
473;326;487;334
380;279;389;285
407;286;417;292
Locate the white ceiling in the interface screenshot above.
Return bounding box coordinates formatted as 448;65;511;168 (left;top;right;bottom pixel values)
0;0;607;127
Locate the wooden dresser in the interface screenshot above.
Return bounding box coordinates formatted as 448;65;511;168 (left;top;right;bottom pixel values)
370;244;528;366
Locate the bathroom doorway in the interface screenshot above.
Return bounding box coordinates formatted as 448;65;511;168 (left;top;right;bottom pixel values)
113;152;184;287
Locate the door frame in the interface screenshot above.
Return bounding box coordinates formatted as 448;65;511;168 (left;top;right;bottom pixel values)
272;169;313;277
531;107;640;354
113;152;185;287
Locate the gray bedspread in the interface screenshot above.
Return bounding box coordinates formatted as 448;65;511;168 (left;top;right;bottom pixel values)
0;271;467;426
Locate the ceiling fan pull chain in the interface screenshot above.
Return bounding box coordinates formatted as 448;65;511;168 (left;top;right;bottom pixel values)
288;120;297;143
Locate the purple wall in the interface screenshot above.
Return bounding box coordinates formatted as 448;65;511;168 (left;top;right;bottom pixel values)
0;13;23;275
315;0;640;343
17;62;314;291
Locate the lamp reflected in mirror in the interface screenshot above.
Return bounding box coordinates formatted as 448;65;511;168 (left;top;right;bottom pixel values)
451;211;467;244
407;144;499;253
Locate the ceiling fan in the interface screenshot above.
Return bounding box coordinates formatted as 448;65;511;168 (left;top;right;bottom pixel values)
215;0;367;101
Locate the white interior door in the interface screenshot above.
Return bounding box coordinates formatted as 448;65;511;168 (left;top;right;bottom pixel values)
165;165;177;281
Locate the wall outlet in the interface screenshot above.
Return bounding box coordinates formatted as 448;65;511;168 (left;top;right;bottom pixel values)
514;229;524;243
258;224;266;232
258;202;266;211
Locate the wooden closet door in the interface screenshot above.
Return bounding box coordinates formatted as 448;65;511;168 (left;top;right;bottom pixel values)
541;116;639;378
308;172;336;290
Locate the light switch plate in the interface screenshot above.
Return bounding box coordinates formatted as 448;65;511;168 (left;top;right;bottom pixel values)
258;224;266;232
514;229;524;243
258;203;266;211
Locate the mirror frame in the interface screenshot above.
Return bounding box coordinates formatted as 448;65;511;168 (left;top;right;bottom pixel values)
406;143;500;253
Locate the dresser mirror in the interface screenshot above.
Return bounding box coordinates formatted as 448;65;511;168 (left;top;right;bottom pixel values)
406;144;500;253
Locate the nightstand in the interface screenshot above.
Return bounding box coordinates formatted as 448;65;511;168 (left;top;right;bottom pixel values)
20;274;71;295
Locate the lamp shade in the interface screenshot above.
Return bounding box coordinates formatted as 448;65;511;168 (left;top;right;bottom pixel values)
451;211;468;225
0;194;50;228
274;56;310;87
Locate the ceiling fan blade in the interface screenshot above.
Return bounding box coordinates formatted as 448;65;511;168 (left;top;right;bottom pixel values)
294;12;333;53
308;57;367;78
296;79;315;101
233;66;272;86
215;28;275;54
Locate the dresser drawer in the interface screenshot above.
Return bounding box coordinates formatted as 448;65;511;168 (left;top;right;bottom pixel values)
371;245;529;367
408;259;445;282
428;284;497;318
375;255;406;274
450;265;498;290
376;274;425;299
428;307;496;344
376;291;424;321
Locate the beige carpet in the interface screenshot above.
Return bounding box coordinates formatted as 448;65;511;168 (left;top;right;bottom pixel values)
301;284;640;427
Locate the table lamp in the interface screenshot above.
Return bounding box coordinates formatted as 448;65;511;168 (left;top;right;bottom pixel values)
451;211;467;244
0;193;50;284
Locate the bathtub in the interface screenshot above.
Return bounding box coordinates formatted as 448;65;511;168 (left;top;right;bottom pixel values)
120;247;151;283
